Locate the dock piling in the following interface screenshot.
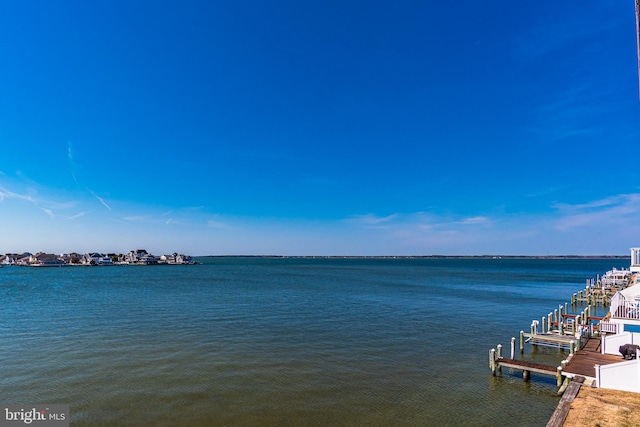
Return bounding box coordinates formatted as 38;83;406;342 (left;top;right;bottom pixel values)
490;348;496;375
556;366;563;388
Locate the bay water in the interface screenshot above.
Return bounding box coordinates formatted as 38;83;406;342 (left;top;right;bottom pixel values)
0;257;622;426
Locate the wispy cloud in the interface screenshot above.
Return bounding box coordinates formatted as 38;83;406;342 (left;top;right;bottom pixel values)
511;5;618;62
40;207;54;218
207;214;235;229
0;186;35;203
68;140;79;185
346;213;399;228
552;193;640;232
91;191;112;210
459;216;490;225
68;212;87;220
122;215;149;222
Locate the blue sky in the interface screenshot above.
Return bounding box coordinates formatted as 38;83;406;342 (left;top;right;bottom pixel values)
1;1;639;256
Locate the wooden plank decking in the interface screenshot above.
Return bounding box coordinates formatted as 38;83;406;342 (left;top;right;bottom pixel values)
562;337;624;378
523;332;577;349
493;337;627;381
496;358;558;376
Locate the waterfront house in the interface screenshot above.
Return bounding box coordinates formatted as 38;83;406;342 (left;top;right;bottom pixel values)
28;253;66;267
159;253;194;265
84;253;114;265
0;254;20;265
125;249;159;265
590;248;640;392
16;253;33;266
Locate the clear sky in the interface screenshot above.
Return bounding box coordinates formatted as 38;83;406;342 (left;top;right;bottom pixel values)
1;1;639;256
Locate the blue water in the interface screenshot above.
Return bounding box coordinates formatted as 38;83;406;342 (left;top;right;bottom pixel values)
0;258;623;426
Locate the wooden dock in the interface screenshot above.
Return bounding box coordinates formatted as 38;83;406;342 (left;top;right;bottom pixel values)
562;337;624;378
523;332;578;349
494;357;560;382
491;337;625;384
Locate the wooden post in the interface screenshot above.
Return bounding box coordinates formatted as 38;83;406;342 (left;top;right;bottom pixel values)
542;316;547;334
548;313;553;333
520;330;525;353
559;305;564;322
497;344;503;359
511;337;516;359
559;319;564;335
490;348;496;375
565;302;569;314
554;308;559;325
556;366;563;388
557;377;570;396
523;370;530;381
570;340;575;355
572;293;577;305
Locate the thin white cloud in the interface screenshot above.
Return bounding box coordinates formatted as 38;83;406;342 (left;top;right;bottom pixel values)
40;207;54;218
511;5;618;62
122;215;149;222
347;213;399;227
68;141;79;185
0;186;35;203
93;193;112;211
552;193;640;232
207;215;234;229
459;216;490;225
68;212;87;220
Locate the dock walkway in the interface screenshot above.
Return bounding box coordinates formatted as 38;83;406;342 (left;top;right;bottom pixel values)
495;358;557;376
562;337;623;379
491;337;625;383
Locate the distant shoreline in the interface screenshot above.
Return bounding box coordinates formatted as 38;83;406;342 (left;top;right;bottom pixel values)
200;255;630;260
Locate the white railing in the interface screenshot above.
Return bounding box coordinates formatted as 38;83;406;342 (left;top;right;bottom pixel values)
612;300;640;320
599;321;619;334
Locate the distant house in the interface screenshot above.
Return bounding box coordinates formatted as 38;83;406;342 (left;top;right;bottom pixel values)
89;253;114;265
68;252;83;264
29;253;66;267
1;254;20;265
160;253;194;265
125;249;159;265
177;254;193;264
159;254;176;264
16;253;34;266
